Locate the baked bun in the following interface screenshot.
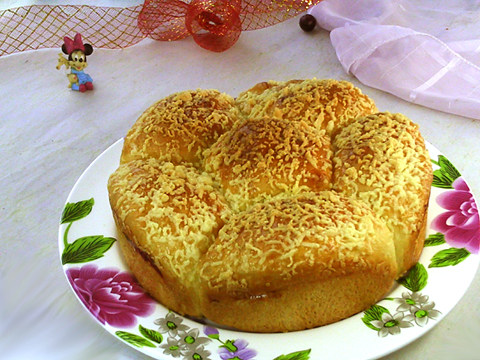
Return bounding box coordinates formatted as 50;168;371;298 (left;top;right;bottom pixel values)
108;79;433;332
235;78;378;136
121;89;237;168
332;112;432;276
200;191;396;332
204;116;333;212
108;159;231;316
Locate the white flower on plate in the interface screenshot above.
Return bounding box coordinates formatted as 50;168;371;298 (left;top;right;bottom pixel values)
406;301;442;327
395;291;430;312
371;312;414;337
177;328;211;351
155;312;189;337
160;336;186;358
183;345;212;360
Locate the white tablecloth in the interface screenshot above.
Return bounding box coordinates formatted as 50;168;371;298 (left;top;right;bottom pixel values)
1;8;479;360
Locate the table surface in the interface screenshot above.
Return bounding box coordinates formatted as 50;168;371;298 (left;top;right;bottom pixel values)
1;10;479;360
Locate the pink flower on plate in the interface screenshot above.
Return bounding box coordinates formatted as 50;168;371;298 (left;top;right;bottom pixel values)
432;177;480;254
66;264;155;328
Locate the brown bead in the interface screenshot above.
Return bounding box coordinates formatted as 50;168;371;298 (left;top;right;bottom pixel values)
299;14;317;32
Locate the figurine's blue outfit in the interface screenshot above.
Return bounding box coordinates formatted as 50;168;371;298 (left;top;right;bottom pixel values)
71;68;92;91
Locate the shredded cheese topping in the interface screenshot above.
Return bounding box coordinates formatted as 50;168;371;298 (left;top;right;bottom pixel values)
120;89;237;168
107;80;432;301
200;191;395;297
235;78;378;135
332;112;432;268
204;116;333;212
108;159;231;288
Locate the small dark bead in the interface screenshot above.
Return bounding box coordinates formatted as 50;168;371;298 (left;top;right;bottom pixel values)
299;14;317;32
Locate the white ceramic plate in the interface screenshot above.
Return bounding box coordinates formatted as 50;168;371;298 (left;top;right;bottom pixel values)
59;139;480;360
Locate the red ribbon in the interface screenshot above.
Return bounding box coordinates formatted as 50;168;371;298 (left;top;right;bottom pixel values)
138;0;319;52
0;1;321;56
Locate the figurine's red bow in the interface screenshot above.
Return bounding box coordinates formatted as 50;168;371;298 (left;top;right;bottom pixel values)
138;0;321;52
63;33;85;54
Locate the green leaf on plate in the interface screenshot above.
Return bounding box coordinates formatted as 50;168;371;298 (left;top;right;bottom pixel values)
431;155;461;189
397;263;428;292
273;349;311;360
429;248;470;268
61;198;94;224
61;235;116;264
362;305;390;331
424;233;446;247
139;324;163;344
115;331;156;348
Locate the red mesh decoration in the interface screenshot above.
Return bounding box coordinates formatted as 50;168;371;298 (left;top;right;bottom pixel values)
139;0;320;51
138;0;191;41
185;0;242;52
0;0;321;56
0;5;144;56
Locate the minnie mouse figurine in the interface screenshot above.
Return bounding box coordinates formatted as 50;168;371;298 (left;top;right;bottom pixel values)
56;33;94;92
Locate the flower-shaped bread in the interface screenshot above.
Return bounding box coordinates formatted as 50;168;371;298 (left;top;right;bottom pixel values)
108;79;432;332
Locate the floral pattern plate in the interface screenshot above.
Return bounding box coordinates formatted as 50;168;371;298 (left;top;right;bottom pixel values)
59;139;480;360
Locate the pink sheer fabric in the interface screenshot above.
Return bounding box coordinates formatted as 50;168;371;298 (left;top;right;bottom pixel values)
310;0;480;119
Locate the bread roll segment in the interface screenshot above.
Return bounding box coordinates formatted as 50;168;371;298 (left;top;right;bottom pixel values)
108;158;231;315
332;112;432;276
120;89;237;168
235;78;378;135
204;116;333;212
107;79;433;333
199;192;397;332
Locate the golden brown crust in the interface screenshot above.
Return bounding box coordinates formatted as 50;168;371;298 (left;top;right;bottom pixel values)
108;158;231;315
199;192;396;306
108;79;433;332
235;78;378;136
201;270;396;332
121;89;237;168
115;224;200;315
332;112;433;276
204;117;333;212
